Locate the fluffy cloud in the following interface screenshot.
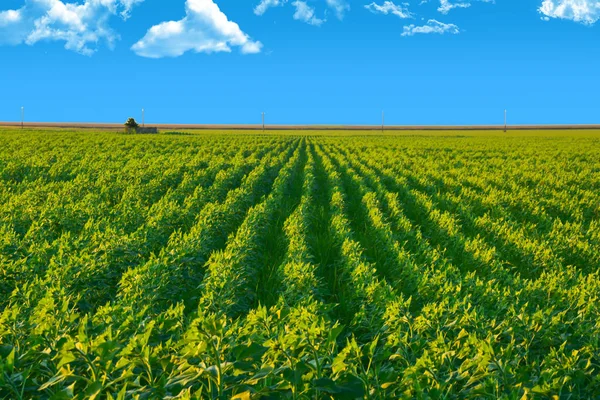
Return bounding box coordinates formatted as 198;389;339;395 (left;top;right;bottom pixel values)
0;0;143;55
132;0;262;58
292;0;325;25
401;19;460;35
365;1;414;18
0;9;22;25
539;0;600;24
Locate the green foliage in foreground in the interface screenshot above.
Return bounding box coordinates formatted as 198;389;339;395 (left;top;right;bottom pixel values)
0;130;599;399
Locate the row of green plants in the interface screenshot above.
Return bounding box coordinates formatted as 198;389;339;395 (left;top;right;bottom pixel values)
0;131;599;398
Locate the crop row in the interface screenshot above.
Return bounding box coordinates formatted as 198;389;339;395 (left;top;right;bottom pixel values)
0;131;599;398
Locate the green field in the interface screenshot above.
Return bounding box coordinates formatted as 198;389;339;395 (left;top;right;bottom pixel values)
1;129;599;399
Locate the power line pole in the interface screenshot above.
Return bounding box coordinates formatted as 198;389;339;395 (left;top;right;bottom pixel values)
21;106;24;129
382;110;385;132
262;112;265;132
142;108;145;127
504;109;507;133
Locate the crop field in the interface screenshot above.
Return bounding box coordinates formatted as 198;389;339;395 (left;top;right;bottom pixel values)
0;129;599;399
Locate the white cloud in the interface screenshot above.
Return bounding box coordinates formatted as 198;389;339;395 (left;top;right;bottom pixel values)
539;0;600;25
254;0;287;16
0;9;27;45
119;0;144;19
425;0;493;14
402;19;460;35
0;0;142;55
0;9;22;25
292;1;325;25
326;0;350;19
254;0;337;24
438;0;471;13
365;1;414;18
132;0;262;58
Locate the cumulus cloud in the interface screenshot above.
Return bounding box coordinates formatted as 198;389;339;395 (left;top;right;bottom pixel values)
0;9;22;25
401;19;460;35
132;0;263;58
365;1;414;18
0;0;143;55
539;0;600;24
326;0;350;19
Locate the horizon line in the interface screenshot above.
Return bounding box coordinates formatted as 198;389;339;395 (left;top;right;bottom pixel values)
1;122;600;131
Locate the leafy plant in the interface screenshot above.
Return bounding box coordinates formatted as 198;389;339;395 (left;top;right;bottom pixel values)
0;129;599;398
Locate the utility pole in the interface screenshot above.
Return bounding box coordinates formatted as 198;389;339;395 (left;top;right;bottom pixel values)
382;110;385;132
142;108;145;127
262;112;265;132
504;109;507;133
21;106;24;129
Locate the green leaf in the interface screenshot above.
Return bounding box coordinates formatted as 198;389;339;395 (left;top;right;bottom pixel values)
245;367;273;385
85;381;103;400
39;374;69;391
314;377;339;393
5;347;15;373
232;342;267;361
333;376;366;399
232;391;252;400
332;353;348;375
328;325;345;344
57;352;77;369
457;329;469;341
368;336;379;357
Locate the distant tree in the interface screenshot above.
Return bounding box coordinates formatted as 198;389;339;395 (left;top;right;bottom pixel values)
124;118;139;133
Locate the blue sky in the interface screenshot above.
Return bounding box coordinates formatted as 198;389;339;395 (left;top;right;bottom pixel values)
0;0;598;125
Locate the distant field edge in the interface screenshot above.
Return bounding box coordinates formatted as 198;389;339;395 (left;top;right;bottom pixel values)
1;122;600;131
